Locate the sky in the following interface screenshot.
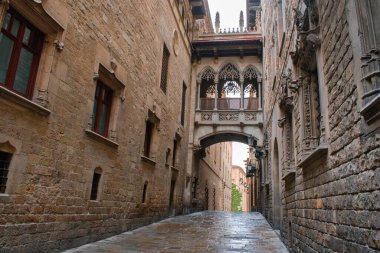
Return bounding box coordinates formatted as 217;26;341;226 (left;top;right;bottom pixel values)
207;0;249;169
232;142;249;169
208;0;247;30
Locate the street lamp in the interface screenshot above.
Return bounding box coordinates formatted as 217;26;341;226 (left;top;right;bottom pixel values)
246;163;256;177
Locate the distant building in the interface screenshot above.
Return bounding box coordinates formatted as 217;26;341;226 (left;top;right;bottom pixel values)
231;165;251;212
193;142;232;211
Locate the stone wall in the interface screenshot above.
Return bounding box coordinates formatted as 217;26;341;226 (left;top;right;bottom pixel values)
0;0;194;252
194;142;232;211
261;0;380;252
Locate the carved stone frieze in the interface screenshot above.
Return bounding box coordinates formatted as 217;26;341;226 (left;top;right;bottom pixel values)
300;74;320;156
278;69;294;112
201;112;212;121
219;112;239;121
245;112;257;121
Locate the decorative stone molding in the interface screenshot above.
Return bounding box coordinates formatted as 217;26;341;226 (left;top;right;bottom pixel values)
245;112;257;121
201;112;212;121
36;89;48;107
354;0;380;128
219;112;239;121
53;40;64;51
278;69;294;111
294;27;321;71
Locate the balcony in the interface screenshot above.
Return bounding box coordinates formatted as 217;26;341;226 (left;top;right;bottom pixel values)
200;98;259;111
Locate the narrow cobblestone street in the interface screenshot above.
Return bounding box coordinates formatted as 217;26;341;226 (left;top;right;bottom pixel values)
63;212;288;253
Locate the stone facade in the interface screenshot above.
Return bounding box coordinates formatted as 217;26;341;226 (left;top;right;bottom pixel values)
0;0;197;252
193;142;232;211
1;0;379;252
259;0;380;252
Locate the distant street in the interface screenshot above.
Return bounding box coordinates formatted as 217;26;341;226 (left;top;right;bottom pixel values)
63;211;289;253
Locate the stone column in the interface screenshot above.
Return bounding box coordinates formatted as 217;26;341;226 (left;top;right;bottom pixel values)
258;77;262;110
240;75;244;109
196;78;201;110
0;0;9;28
214;75;219;110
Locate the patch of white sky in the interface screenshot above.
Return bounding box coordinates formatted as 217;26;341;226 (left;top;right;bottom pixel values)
207;0;247;30
207;0;250;169
232;142;249;169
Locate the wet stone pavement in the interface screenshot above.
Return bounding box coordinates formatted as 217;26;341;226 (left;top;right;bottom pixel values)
63;211;289;253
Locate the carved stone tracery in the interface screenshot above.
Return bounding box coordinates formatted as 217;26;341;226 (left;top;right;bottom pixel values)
300;74;320;155
219;63;240;80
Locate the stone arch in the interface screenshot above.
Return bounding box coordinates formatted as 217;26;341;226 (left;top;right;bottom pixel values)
197;66;216;81
242;64;261;79
198;66;217;109
218;62;240;81
199;131;258;149
272;138;281;229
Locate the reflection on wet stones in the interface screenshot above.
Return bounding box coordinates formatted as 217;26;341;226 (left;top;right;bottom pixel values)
63;211;289;253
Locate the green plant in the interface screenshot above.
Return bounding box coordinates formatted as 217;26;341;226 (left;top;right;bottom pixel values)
231;183;242;212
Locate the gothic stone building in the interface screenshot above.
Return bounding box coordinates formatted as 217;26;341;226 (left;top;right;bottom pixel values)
0;0;379;252
258;0;380;252
0;0;202;252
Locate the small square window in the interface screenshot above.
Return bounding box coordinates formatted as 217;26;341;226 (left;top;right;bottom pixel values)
160;45;170;93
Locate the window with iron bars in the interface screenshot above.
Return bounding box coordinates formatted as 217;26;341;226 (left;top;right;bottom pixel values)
160;45;170;93
0;151;12;193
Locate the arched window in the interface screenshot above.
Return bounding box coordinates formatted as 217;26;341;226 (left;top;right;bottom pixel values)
90;168;102;200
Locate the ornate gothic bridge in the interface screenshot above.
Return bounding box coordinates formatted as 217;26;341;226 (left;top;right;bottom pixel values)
191;24;263;152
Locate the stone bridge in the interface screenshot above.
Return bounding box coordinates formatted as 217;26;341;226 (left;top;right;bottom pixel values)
190;29;264;150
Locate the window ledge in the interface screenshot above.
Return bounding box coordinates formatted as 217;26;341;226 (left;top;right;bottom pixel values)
0;86;50;116
141;155;156;166
282;169;296;182
0;194;10;203
298;144;328;169
360;94;380;125
85;129;119;148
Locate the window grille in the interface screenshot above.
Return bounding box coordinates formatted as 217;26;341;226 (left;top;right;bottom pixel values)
0;152;12;193
160;45;170;93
